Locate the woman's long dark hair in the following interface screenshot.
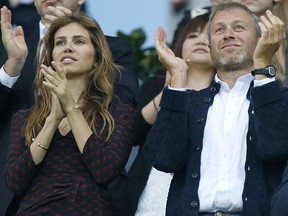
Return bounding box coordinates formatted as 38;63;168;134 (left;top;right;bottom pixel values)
24;13;119;144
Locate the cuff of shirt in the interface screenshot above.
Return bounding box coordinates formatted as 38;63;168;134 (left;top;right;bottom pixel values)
0;65;20;89
253;77;275;87
168;86;187;91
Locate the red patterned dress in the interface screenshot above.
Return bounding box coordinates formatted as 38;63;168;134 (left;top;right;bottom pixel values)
5;100;136;216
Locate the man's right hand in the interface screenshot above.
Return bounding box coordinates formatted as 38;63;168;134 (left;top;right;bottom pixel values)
1;6;28;77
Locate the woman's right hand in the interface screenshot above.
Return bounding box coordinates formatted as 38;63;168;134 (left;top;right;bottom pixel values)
155;27;187;88
1;6;28;77
49;92;65;123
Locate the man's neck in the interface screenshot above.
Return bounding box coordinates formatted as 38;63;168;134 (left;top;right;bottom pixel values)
217;69;252;89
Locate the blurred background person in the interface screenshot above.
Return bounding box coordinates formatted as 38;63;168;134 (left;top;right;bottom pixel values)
7;0;40;37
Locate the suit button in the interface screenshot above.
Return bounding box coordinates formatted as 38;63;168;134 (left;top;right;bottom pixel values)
210;86;217;93
197;118;205;123
204;97;212;103
194;145;200;151
191;172;198;179
190;201;198;208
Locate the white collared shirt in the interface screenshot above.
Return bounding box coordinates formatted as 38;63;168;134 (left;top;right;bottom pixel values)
0;21;46;88
198;73;253;212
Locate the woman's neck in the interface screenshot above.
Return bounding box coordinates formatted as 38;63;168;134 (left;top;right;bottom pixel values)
186;66;215;90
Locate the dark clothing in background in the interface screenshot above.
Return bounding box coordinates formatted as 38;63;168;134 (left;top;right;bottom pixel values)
128;76;165;215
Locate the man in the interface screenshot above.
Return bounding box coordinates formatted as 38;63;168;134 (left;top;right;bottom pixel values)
234;0;288;86
145;2;287;216
0;0;138;215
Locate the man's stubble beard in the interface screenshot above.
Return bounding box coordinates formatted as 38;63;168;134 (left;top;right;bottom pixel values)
212;50;254;72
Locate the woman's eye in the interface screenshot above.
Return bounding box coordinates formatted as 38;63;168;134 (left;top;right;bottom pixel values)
55;40;65;46
187;33;198;39
75;40;85;45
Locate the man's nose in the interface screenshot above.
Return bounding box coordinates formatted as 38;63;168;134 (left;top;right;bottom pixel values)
223;27;235;39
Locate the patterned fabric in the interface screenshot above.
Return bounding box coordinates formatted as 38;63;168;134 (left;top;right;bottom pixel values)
5;101;136;216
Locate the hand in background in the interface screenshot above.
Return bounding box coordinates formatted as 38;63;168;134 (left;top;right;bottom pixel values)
44;6;72;28
1;6;28;77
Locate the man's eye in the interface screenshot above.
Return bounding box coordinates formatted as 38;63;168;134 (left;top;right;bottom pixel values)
235;25;244;31
215;28;224;34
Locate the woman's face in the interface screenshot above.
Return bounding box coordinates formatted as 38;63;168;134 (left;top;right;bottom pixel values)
181;25;213;67
52;22;95;77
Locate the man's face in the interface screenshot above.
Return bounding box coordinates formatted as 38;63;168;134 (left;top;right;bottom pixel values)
233;0;276;16
34;0;83;18
209;8;259;71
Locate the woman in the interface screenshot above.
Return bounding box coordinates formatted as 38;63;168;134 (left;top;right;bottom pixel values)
4;13;136;215
128;9;215;216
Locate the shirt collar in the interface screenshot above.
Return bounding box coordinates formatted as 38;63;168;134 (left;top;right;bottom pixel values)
39;21;48;40
215;73;254;92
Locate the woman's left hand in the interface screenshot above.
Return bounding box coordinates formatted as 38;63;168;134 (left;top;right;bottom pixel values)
41;61;75;113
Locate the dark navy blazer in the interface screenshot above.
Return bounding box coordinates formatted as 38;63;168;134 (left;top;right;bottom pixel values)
145;80;288;216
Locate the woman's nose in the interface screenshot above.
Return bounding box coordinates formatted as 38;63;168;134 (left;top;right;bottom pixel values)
64;43;73;52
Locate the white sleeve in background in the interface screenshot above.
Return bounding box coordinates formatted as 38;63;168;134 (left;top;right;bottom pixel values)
0;65;20;89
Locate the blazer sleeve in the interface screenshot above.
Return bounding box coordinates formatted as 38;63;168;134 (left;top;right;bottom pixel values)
106;36;139;106
144;87;191;173
134;76;165;146
81;102;137;184
251;81;288;161
0;39;13;118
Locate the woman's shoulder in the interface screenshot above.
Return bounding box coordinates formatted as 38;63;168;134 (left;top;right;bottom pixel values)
109;97;136;117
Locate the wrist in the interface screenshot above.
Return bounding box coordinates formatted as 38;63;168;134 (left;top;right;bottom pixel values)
251;65;276;79
170;76;186;88
253;59;271;70
65;104;80;115
46;115;62;125
4;58;26;77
